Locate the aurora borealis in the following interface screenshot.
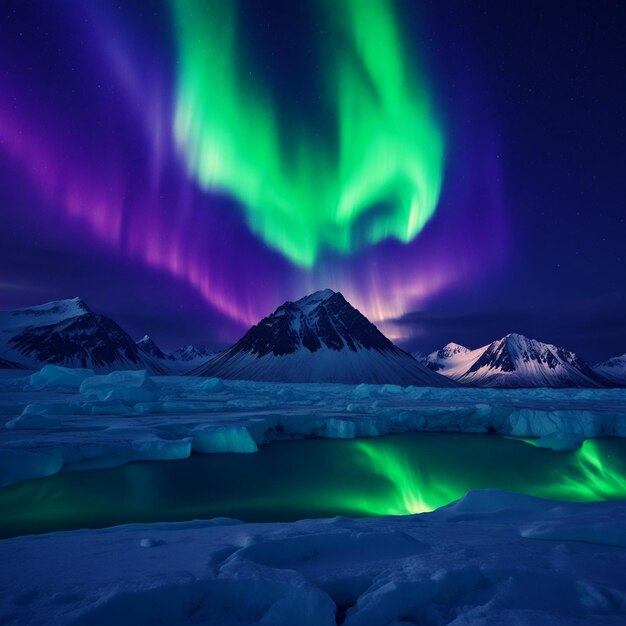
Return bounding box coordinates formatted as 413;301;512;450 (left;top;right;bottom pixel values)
173;0;443;267
0;0;505;346
0;0;624;357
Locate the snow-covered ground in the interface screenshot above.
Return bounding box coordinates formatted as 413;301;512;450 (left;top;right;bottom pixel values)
2;367;626;624
1;366;626;487
1;490;625;625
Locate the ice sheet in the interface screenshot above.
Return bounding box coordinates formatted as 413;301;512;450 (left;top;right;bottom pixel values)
1;369;625;487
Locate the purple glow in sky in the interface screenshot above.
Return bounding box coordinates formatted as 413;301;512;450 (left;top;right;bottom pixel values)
0;0;507;350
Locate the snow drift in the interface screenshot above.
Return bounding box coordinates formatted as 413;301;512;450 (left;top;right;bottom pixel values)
1;490;625;625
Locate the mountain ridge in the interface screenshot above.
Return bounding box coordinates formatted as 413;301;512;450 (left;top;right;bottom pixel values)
192;289;456;386
0;298;164;373
421;333;611;388
0;298;219;373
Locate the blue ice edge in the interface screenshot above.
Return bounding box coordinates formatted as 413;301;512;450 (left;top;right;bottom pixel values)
1;366;625;486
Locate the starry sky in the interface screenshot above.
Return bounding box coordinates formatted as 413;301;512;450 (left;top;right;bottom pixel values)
0;0;624;362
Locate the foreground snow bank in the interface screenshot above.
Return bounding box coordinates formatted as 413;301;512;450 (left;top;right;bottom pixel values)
1;369;625;486
1;490;625;625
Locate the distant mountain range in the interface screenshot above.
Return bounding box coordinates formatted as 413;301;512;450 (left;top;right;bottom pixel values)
192;289;454;386
1;294;623;387
0;298;210;374
419;334;612;388
169;344;214;362
136;335;214;371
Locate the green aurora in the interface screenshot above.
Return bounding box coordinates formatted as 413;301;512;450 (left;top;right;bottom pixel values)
352;437;626;515
2;434;626;538
171;0;444;267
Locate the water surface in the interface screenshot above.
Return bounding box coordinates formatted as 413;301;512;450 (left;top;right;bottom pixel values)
1;433;626;538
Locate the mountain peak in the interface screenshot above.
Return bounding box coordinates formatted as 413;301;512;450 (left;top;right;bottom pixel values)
292;289;338;314
497;333;568;358
442;342;469;353
46;297;92;316
0;297;158;371
423;342;471;372
68;296;90;310
170;344;213;361
137;334;167;360
228;289;390;358
1;297;92;330
498;333;532;352
192;290;456;386
501;332;529;344
295;288;336;304
465;333;604;387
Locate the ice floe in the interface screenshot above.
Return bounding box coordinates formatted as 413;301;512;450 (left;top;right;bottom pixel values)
29;365;95;391
0;368;625;487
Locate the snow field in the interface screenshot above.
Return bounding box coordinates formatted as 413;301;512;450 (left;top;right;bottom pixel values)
1;490;625;624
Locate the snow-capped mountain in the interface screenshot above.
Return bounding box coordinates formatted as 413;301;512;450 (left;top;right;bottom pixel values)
425;333;608;388
135;336;214;372
170;344;213;362
423;342;471;372
593;353;626;385
192;289;455;386
136;335;168;360
0;298;161;372
163;344;215;373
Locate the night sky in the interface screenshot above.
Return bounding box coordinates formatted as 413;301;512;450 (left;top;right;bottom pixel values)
0;0;624;362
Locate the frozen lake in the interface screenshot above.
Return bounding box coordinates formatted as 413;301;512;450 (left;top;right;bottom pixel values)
2;432;626;538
